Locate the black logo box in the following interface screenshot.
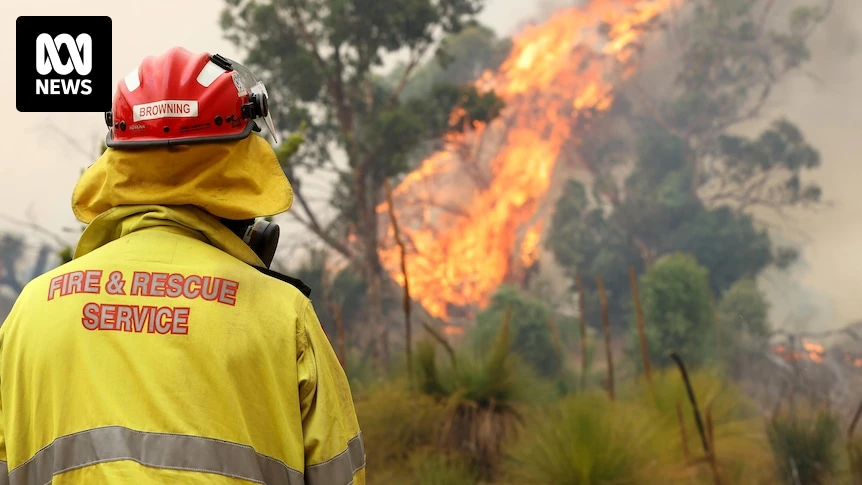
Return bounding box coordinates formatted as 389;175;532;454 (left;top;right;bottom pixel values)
16;16;112;113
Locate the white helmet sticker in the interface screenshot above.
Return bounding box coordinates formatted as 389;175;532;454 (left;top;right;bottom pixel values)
132;100;199;122
231;71;246;97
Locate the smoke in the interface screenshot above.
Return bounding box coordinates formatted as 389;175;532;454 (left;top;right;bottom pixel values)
615;0;862;331
748;0;862;330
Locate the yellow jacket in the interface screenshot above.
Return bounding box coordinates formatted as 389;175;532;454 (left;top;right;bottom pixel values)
0;205;365;484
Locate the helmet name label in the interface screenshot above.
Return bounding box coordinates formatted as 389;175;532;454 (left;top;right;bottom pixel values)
132;99;198;122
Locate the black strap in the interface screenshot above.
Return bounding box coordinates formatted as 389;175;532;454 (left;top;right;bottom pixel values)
251;265;312;297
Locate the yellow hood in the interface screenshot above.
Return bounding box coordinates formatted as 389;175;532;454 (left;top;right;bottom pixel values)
72;134;292;223
74;205;265;267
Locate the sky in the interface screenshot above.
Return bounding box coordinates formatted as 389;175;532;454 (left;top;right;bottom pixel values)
1;0;861;329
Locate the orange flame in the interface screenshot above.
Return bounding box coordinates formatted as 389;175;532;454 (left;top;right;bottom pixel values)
774;339;828;365
379;0;677;319
520;221;544;267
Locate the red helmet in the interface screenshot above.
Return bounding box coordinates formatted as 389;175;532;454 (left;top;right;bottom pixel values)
105;47;278;148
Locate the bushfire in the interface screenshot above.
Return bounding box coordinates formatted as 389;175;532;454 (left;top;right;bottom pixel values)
773;339;862;368
378;0;678;320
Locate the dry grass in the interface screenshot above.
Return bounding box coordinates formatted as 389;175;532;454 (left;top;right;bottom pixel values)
625;370;778;484
504;390;674;484
354;380;448;479
849;436;862;485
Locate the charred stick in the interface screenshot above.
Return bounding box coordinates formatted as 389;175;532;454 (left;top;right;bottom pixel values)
576;272;589;387
670;351;710;455
629;265;652;384
596;275;614;400
676;400;692;464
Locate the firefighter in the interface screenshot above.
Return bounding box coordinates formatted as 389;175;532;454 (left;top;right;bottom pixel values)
0;47;365;485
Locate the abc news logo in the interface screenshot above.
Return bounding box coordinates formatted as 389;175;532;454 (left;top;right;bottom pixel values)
16;16;112;112
36;33;94;95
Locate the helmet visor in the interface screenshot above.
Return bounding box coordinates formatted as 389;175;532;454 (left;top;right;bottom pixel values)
223;57;279;145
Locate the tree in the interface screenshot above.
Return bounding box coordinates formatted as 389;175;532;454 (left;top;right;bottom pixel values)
547;0;829;328
630;0;830;210
717;278;771;345
548;142;774;329
636;253;714;367
389;23;511;101
221;0;504;366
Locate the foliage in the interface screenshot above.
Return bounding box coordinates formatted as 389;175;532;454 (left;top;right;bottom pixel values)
471;285;563;377
405;451;478;485
548;0;827;330
344;347;376;396
415;319;550;477
390;23;512;100
662;0;828;212
850;435;862;485
504;391;670;485
626;369;777;484
636;253;715;368
717;278;771;345
354;380;449;479
289;248;366;339
222;0;504;365
548;134;773;329
767;403;842;485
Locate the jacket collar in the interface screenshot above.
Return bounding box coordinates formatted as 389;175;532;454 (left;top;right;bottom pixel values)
73;205;265;268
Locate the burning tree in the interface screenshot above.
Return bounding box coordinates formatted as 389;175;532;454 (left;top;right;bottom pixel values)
547;0;831;329
221;0;505;367
377;0;680;324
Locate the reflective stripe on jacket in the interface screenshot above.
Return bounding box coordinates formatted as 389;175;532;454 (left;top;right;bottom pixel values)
0;207;365;484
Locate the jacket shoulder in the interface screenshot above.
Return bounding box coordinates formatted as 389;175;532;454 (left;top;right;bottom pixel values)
251;266;311;298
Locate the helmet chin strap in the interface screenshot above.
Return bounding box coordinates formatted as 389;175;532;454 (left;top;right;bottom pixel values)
220;218;280;268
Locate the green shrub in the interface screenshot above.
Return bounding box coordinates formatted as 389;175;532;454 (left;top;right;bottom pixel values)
345;348;376;396
767;402;841;485
626;369;776;484
416;319;552;478
504;391;670;484
471;285;562;377
354;381;448;478
717;278;771;342
635;253;715;368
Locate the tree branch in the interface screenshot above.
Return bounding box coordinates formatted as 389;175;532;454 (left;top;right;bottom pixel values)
627;80;686;138
384;37;436;108
283;0;357;155
289;181;353;259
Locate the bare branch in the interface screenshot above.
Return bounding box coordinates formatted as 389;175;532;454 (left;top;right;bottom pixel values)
627;80;686;138
757;0;775;32
385;37;436;108
289;181;353;259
